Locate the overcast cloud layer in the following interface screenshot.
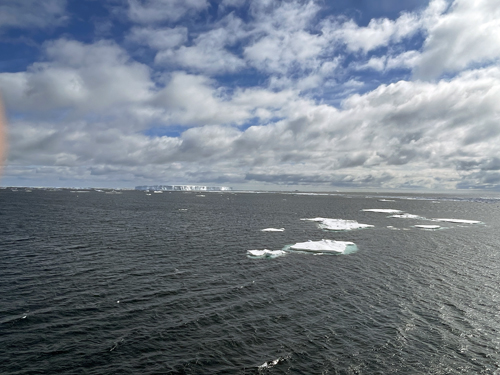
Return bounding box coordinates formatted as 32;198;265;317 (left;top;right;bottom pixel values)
1;0;500;190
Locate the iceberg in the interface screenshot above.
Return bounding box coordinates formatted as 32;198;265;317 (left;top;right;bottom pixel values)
302;218;373;231
261;228;285;232
415;225;441;230
379;199;396;202
247;249;286;259
363;209;404;213
432;218;482;224
287;239;357;254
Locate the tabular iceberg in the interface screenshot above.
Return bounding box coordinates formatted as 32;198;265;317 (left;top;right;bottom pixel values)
261;228;285;232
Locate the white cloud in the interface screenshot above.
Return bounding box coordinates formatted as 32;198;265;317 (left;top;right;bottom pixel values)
414;0;500;79
0;0;67;31
127;0;209;23
0;39;153;116
127;26;188;50
331;12;421;53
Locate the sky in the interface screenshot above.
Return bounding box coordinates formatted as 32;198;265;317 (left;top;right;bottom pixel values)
0;0;499;191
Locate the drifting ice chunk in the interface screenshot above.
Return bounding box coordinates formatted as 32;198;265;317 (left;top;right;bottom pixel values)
261;228;285;232
247;249;286;259
379;199;396;202
302;218;373;231
432;218;482;224
415;225;441;229
363;209;403;213
389;213;425;219
288;239;357;254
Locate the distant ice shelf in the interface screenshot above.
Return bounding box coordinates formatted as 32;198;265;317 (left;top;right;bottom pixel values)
135;185;231;191
302;218;373;231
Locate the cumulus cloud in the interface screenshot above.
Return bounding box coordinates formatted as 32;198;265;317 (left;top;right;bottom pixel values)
414;0;500;79
0;39;152;117
3;0;500;190
0;0;68;31
127;0;209;23
331;12;421;54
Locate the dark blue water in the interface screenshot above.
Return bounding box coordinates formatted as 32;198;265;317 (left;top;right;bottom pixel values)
1;189;500;374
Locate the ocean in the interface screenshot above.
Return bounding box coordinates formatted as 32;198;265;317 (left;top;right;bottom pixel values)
1;189;500;374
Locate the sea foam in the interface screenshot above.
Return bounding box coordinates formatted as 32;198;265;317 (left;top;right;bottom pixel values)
287;239;357;254
302;217;373;231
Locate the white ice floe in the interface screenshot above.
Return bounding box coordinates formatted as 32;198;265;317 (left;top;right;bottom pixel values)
415;225;441;230
432;218;482;224
288;239;357;254
261;228;285;232
302;218;373;231
363;209;403;213
389;213;425;219
247;249;286;259
379;199;396;202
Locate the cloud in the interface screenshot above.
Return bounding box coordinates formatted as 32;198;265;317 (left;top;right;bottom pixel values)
127;26;188;50
127;0;209;23
0;39;153;121
415;0;500;79
330;12;421;54
0;0;68;31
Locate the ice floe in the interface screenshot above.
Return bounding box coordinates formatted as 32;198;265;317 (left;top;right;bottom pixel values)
432;218;482;224
260;228;285;232
379;199;396;202
287;239;357;254
247;249;286;259
302;217;373;231
389;213;425;219
362;209;404;213
415;225;441;230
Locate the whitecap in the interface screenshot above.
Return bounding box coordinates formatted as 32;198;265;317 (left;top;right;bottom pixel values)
258;356;289;369
302;217;373;231
287;239;357;254
363;209;403;213
260;228;285;232
432;218;482;224
247;249;286;259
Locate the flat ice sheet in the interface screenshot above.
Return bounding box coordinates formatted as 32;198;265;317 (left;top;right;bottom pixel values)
432;218;482;224
288;239;357;254
247;249;286;258
261;228;285;232
302;217;373;231
415;225;441;229
363;209;404;213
